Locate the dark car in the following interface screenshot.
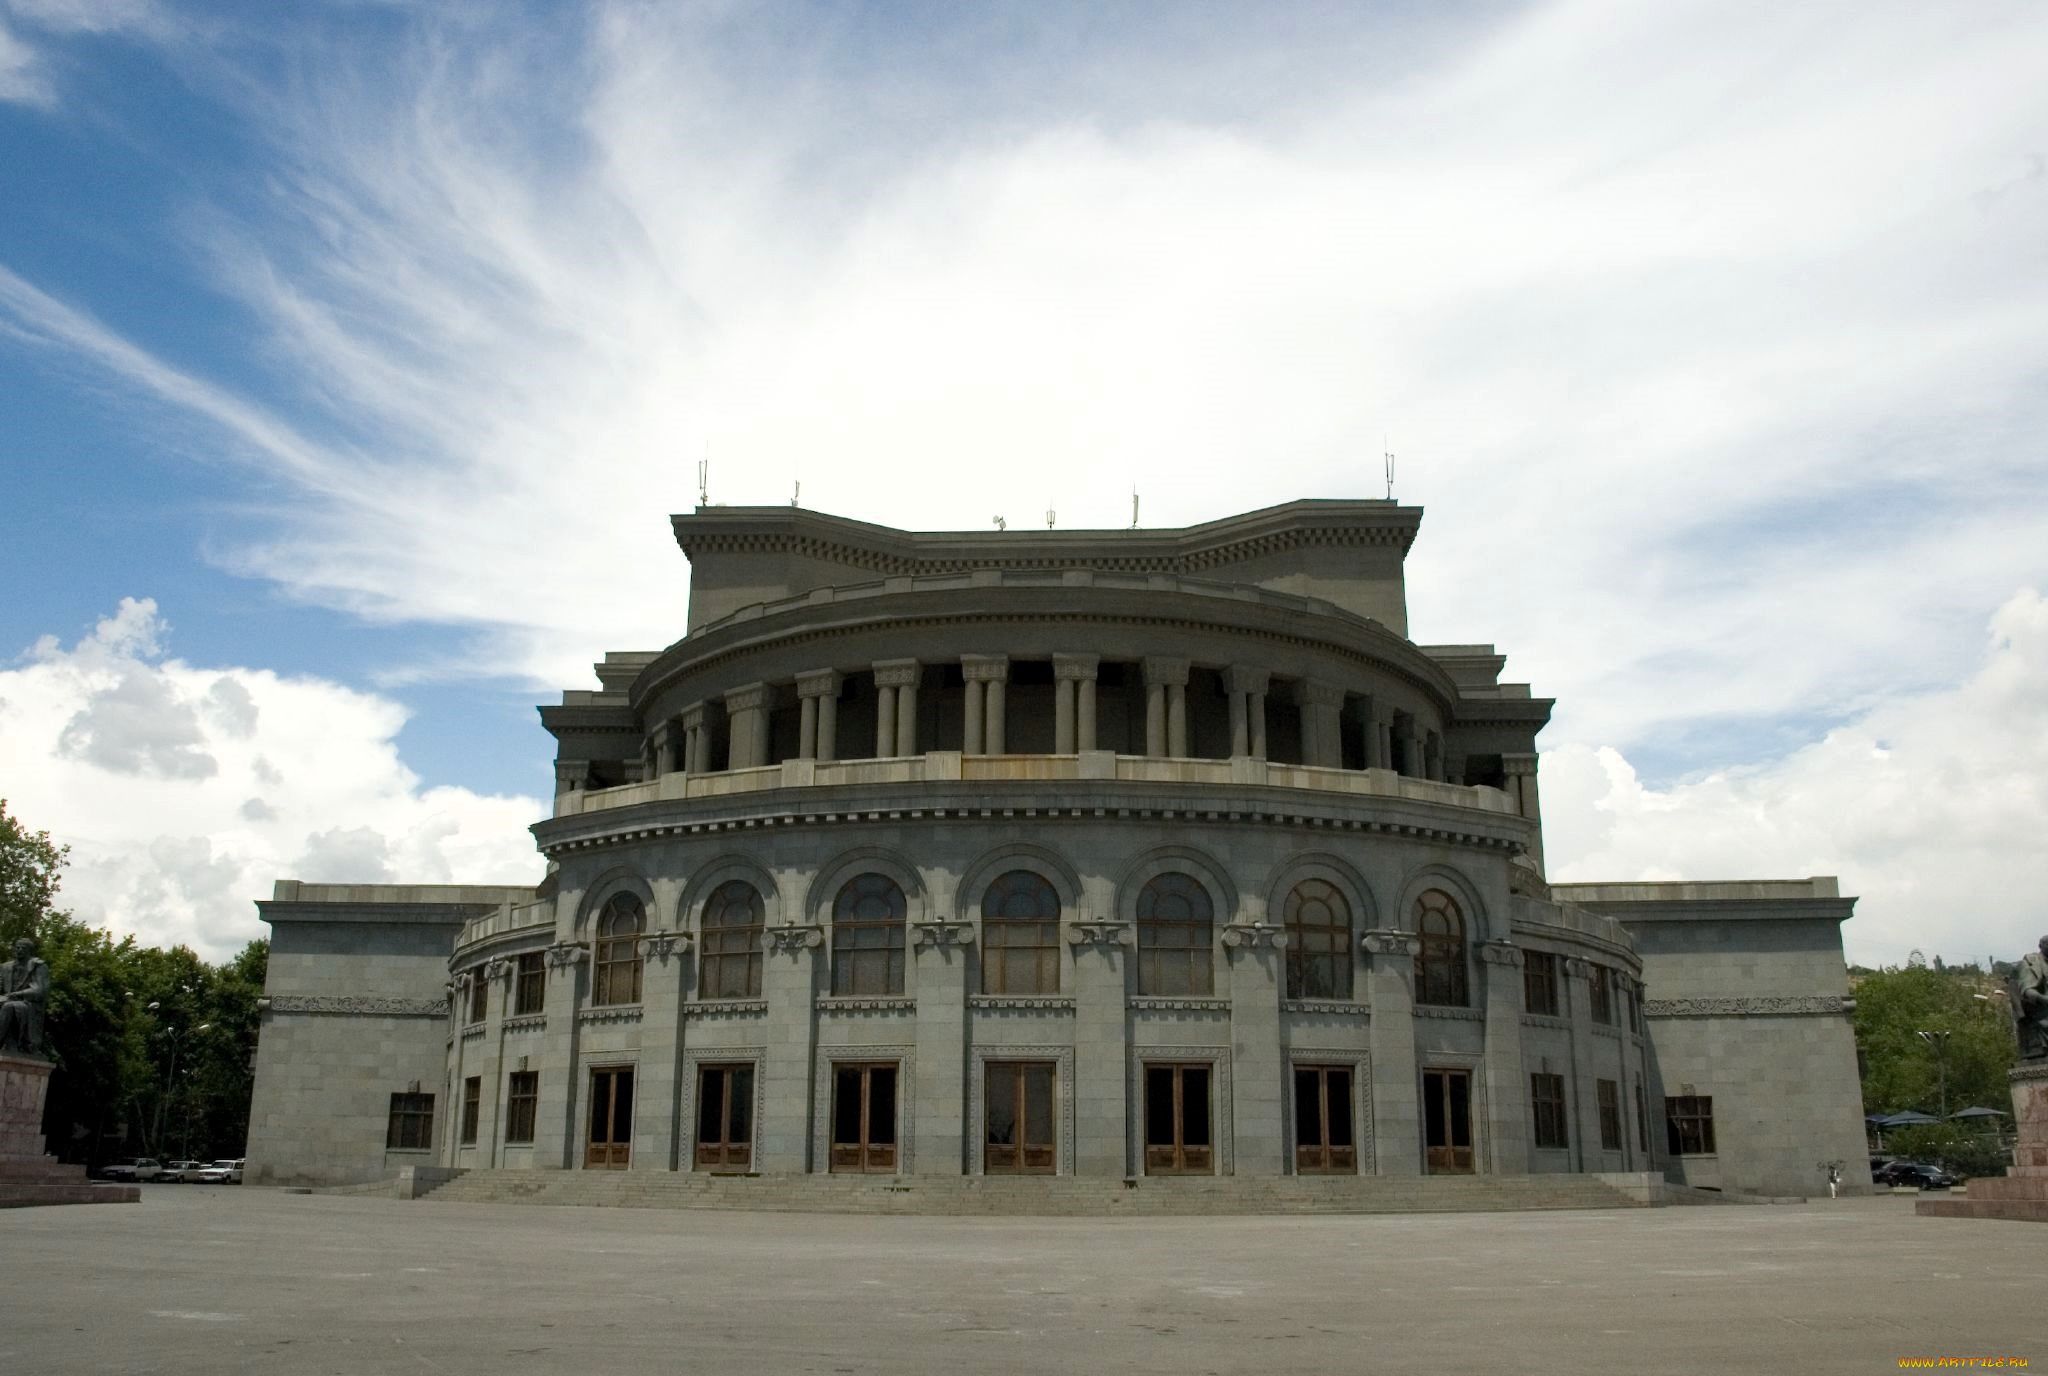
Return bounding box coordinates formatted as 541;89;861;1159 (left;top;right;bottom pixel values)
1881;1162;1958;1189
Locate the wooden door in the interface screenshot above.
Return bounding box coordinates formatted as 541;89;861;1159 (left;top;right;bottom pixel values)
985;1062;1056;1174
1293;1065;1356;1174
829;1063;899;1173
585;1067;634;1169
1143;1064;1214;1175
1423;1068;1475;1174
695;1064;754;1171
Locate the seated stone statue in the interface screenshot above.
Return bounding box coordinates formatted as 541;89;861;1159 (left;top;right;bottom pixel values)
2013;934;2048;1062
0;937;49;1058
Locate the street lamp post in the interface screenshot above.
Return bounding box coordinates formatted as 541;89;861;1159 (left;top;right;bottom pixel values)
149;1003;211;1156
1917;1029;1952;1119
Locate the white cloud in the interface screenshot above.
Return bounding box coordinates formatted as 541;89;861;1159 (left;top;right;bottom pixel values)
1545;588;2048;968
0;0;170;105
0;17;51;104
0;600;544;958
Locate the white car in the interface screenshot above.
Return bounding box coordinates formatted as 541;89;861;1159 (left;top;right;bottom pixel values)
102;1158;163;1182
195;1159;243;1184
162;1159;205;1183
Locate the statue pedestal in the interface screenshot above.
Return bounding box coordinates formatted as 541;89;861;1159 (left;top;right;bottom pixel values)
1917;1062;2048;1224
0;1052;139;1208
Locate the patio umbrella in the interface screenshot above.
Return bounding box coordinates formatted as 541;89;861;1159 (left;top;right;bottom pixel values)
1948;1106;2008;1120
1878;1110;1941;1127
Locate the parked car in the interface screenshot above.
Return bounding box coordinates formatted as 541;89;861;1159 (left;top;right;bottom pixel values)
1886;1162;1959;1190
161;1160;206;1183
101;1158;163;1182
195;1159;243;1184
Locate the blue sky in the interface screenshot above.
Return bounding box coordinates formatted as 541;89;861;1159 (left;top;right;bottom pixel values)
3;0;2046;965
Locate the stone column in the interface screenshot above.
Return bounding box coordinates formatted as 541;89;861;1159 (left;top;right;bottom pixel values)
876;659;921;757
1373;717;1393;772
553;761;589;799
723;682;771;770
874;676;899;757
1503;752;1544;873
963;673;985;754
681;702;707;775
1144;682;1167;756
1224;665;1269;760
1563;957;1598;1172
1477;941;1529;1175
796;670;840;762
1068;908;1133;1176
759;924;824;1171
1362;930;1423;1176
962;655;1008;755
474;960;513;1165
1301;680;1345;769
1406;724;1427;780
1055;676;1075;753
912;908;973;1175
633;932;690;1172
1144;657;1188;758
1053;655;1098;754
1223;917;1287;1175
651;721;681;777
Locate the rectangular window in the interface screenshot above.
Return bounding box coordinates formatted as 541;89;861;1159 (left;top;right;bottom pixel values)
514;952;545;1016
1587;965;1614;1025
982;919;1062;995
504;1072;538;1144
1665;1095;1716;1156
1530;1072;1569;1150
1523;950;1559;1017
386;1092;434;1151
1596;1078;1622;1152
460;1076;481;1145
467;976;488;1025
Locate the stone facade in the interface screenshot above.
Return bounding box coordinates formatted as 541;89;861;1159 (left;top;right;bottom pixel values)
246;500;1869;1199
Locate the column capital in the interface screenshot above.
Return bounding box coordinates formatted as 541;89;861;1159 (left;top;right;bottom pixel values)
1360;928;1422;959
1502;751;1539;776
723;681;771;714
960;654;1010;682
1142;656;1189;687
873;658;922;689
1052;653;1100;681
1221;921;1288;950
1223;663;1270;695
1297;677;1345;709
679;700;708;730
1563;956;1592;979
796;668;841;699
636;931;692;962
1477;940;1525;968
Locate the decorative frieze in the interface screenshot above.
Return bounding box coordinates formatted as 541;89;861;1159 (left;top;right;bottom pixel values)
815;997;916;1014
577;1005;642;1026
1129;995;1231;1014
1221;921;1289;950
500;1014;546;1034
1282;999;1367;1017
967;995;1077;1013
912;919;976;950
1477;941;1525;967
684;999;768;1019
1412;1005;1486;1021
265;994;447;1018
1642;996;1851;1019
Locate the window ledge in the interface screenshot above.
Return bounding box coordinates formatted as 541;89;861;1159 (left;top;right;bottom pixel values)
578;1005;643;1025
1129;995;1230;1013
1283;999;1367;1016
815;996;915;1014
969;995;1076;1012
685;999;767;1018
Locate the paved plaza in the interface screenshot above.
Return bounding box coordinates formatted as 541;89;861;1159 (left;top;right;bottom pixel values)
16;1189;2040;1374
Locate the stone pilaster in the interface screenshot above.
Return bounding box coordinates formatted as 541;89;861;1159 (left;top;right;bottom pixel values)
1068;908;1132;1176
759;924;824;1170
1362;929;1423;1175
631;931;691;1172
1563;957;1599;1171
796;669;840;762
912;908;973;1174
1224;664;1269;759
723;682;771;770
553;760;590;799
962;655;1008;755
1503;752;1544;873
1054;654;1099;753
1143;657;1189;758
680;702;707;775
875;659;921;757
1477;941;1529;1174
1222;916;1287;1175
1298;679;1344;769
533;941;588;1169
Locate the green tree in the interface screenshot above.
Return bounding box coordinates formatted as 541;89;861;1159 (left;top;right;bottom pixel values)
1853;965;2016;1118
0;798;68;945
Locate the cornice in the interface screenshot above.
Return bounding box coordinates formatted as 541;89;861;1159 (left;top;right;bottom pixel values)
263;994;446;1019
1643;995;1852;1019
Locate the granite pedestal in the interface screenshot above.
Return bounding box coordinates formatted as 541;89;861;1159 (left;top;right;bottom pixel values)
0;1052;140;1207
1916;1062;2048;1223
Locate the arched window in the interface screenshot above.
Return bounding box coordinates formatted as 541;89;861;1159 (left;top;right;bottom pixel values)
833;874;906;996
1136;873;1213;996
981;870;1061;994
592;893;644;1006
1414;888;1469;1007
1284;879;1351;1000
699;881;764;999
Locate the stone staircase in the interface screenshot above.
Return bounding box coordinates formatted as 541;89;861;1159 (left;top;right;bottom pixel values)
424;1169;1649;1216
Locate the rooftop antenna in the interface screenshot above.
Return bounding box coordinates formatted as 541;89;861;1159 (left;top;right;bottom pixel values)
1046;508;1056;529
697;455;710;507
993;515;1007;531
1383;439;1396;501
791;479;801;508
1131;489;1140;529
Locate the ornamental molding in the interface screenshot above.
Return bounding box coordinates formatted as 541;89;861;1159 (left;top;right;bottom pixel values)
264;994;447;1018
912;919;977;950
637;931;692;962
684;999;768;1019
1221;921;1289;950
872;659;922;689
501;1013;546;1034
1563;958;1592;979
483;958;515;981
1067;920;1133;950
577;1005;642;1026
795;668;842;698
546;943;589;970
1282;999;1367;1017
1477;941;1525;967
1412;1005;1486;1021
2009;1062;2048;1084
967;995;1077;1013
765;924;826;954
1642;995;1851;1019
1589;1023;1623;1040
1360;929;1421;958
815;996;916;1014
1129;995;1231;1014
813;1043;916;1174
722;682;771;713
459;1025;485;1042
1052;653;1099;681
967;1043;1077;1177
960;654;1010;682
1520;1013;1571;1031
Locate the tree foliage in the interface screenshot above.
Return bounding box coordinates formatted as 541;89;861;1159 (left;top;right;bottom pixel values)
1;797;266;1164
1852;964;2016;1118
